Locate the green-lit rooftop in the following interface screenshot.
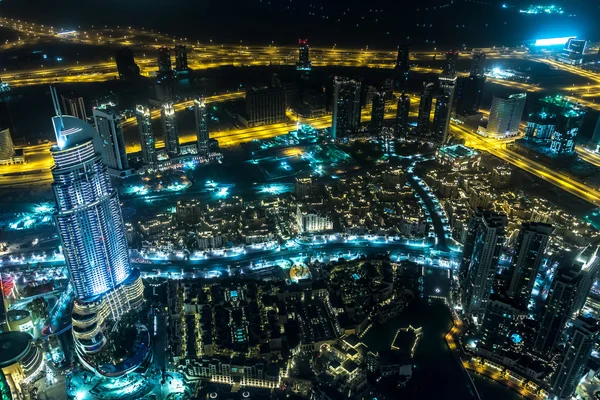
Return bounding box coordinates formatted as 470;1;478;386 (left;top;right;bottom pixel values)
438;144;479;159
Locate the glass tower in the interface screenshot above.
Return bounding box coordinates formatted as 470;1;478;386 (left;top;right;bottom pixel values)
49;87;144;357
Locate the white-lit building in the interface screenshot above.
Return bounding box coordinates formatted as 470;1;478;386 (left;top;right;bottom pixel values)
296;205;333;233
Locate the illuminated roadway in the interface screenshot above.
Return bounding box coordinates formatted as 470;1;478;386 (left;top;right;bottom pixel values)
451;123;600;206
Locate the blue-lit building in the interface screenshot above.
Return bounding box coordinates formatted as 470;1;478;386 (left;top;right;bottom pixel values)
49;87;143;357
194;96;209;157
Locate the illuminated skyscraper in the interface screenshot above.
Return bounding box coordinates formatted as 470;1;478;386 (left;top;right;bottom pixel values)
483;92;526;138
136;105;156;165
534;266;579;354
394;94;410;137
331;77;362;140
461;211;507;317
417;82;434;135
194;97;209;157
370;90;385;135
93;102;129;171
161;101;179;155
49;87;143;355
507;222;553;302
246;86;286;127
61;94;87;121
175;45;188;71
157;46;172;73
551;316;599;399
297;39;311;71
433;76;456;143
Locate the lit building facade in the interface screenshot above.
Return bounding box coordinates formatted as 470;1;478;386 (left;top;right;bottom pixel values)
534;267;579;354
480;295;525;353
331;77;362;140
297;39;311;71
136;105;156;165
461;211;507;317
194;97;209;157
50;87;143;356
433;76;456;143
297;206;333;233
507;222;553;303
161;101;179;156
480;93;526;138
245;86;286;127
551;316;599;398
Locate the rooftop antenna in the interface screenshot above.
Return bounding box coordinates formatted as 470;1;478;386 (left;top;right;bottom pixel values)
50;86;64;131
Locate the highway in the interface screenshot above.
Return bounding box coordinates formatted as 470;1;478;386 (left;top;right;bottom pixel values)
451;123;600;206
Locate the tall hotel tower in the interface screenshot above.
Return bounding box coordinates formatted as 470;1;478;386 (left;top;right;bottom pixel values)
49;87;143;358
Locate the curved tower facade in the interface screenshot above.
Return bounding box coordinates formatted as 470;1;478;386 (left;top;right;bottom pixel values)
49;88;143;356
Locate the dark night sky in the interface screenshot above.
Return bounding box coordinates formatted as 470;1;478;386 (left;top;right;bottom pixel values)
0;0;597;48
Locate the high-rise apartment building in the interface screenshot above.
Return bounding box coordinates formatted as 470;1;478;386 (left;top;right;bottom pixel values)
534;267;579;354
194;97;210;157
417;82;434;135
395;94;410;137
433;76;456;143
480;295;526;353
507;222;553;302
370;90;385;135
331;77;362;140
93;102;129;171
245;86;286;127
136;105;156;165
49;87;143;356
461;211;507;316
161;101;179;156
297;39;311;71
551;316;599;399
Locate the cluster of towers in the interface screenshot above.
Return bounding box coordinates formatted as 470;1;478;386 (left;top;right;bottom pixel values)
330;48;486;144
460;210;600;399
